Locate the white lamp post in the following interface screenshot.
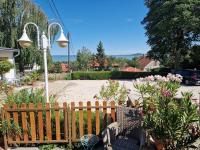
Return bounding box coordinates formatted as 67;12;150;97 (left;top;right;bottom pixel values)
18;22;68;102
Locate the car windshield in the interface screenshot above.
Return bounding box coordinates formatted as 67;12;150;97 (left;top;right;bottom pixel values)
193;71;200;78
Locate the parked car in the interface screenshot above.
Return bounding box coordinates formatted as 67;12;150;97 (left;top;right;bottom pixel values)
172;69;200;85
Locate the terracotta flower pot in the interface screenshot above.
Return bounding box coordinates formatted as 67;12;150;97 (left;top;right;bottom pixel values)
155;140;165;150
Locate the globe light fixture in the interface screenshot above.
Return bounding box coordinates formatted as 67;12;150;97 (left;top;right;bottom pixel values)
56;30;68;47
18;30;32;48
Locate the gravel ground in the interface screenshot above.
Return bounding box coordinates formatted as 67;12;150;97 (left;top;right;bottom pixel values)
15;80;200;105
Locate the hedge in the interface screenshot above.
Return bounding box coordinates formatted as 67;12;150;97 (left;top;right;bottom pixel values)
70;70;169;80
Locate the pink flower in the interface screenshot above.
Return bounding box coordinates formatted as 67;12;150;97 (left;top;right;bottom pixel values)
161;89;172;97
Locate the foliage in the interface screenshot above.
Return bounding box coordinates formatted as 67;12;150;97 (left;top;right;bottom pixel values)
134;74;200;149
30;71;41;81
39;144;58;150
71;71;111;80
0;0;57;72
142;0;200;69
65;73;72;80
22;72;41;85
97;80;128;105
71;70;168;80
0;81;13;96
49;62;62;73
96;41;106;70
5;88;55;107
127;57;140;68
77;47;92;71
0;120;21;137
0;60;13;80
107;56;128;69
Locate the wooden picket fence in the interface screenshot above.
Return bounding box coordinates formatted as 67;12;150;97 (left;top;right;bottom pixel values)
1;101;116;149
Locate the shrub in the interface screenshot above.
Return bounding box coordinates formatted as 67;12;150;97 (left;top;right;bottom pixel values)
96;80;128;105
71;71;168;80
65;73;72;80
4;88;55;107
134;74;200;149
0;60;13;80
71;71;111;80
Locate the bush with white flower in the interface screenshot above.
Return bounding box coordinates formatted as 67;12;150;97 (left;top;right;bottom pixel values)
134;73;200;149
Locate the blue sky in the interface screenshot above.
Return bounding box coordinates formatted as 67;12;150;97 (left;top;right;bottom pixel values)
34;0;149;55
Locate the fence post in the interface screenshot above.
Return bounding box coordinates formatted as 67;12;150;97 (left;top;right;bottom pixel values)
2;106;8;150
29;103;36;142
55;102;61;140
95;101;100;135
63;102;68;142
38;103;44;142
103;101;107;128
21;103;28;143
46;103;52;141
68;104;72;146
13;104;20;142
79;102;84;138
87;101;92;134
71;102;76;141
111;101;115;122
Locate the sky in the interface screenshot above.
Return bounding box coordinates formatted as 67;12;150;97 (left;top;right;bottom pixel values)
34;0;149;55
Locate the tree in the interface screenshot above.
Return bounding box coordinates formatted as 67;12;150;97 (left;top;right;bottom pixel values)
77;47;92;70
96;41;106;70
0;60;13;80
127;58;139;68
142;0;200;69
0;0;57;72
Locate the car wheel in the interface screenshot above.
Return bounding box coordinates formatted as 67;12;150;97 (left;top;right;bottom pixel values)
185;80;189;85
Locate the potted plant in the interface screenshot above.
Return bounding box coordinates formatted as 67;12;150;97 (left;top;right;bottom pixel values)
134;74;200;149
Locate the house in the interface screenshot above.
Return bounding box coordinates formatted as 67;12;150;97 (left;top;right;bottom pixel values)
138;55;160;71
0;47;20;82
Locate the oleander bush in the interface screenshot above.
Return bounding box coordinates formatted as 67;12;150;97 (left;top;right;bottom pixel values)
134;74;200;149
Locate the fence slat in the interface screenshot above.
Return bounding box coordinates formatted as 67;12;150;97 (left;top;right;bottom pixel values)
38;103;44;142
46;103;52;141
13;104;20;142
95;101;100;135
21;103;28;143
63;102;68;141
87;101;92;134
68;105;72;146
71;102;76;141
4;105;12;143
29;103;36;142
103;101;107;128
111;101;115;122
79;102;84;138
55;102;61;140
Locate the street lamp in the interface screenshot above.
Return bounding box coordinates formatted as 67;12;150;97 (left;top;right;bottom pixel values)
18;22;68;102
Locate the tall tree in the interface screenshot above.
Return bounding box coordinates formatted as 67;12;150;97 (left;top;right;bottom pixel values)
77;47;92;70
96;41;106;70
0;0;58;72
142;0;200;69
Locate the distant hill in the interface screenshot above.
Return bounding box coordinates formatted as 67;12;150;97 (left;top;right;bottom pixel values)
52;53;144;62
130;53;143;57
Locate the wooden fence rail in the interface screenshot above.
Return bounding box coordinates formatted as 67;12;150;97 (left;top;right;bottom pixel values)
2;101;116;149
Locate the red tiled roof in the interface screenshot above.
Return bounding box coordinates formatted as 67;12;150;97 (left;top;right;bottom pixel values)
138;55;151;69
121;67;142;72
61;63;69;72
